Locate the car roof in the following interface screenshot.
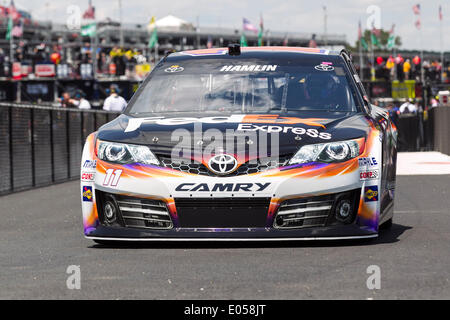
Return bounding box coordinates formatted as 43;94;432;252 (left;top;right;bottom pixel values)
169;46;340;60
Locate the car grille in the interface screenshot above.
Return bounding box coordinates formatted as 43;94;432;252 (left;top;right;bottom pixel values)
273;189;361;229
159;156;291;177
115;195;173;230
274;195;334;229
175;197;271;228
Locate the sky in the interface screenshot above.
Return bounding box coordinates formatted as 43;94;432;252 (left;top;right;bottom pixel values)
6;0;450;51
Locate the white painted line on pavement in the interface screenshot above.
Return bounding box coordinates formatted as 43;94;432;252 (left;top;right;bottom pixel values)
396;152;450;175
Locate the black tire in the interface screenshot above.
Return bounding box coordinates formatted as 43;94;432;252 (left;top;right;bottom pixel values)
380;218;393;230
93;240;132;247
93;240;115;246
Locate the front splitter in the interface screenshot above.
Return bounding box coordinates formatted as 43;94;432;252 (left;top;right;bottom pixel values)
85;224;377;241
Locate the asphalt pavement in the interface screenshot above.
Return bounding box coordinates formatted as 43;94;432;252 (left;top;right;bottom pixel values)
0;175;449;299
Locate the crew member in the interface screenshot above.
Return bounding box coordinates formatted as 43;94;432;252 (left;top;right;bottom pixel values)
103;85;127;112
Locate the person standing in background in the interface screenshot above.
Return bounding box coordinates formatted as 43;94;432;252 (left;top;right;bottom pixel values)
403;59;411;80
103;85;127;112
399;99;417;114
72;90;91;109
58;92;77;108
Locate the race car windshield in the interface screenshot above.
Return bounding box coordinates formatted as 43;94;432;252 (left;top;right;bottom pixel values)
127;56;362;115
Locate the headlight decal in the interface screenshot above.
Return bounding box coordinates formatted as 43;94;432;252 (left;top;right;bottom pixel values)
96;140;160;166
289;138;365;166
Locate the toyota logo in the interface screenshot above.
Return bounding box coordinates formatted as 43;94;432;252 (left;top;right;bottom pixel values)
314;64;335;72
165;65;184;73
207;154;238;175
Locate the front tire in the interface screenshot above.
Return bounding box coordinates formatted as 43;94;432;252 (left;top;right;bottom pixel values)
93;240;116;246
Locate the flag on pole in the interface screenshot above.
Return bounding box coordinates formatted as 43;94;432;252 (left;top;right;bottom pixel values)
371;32;380;47
81;23;96;37
370;25;381;48
257;14;264;46
257;29;263;46
148;17;158;49
8;0;20;21
415;18;421;30
83;0;96;20
358;20;368;50
5;16;13;40
240;33;248;47
387;24;396;49
412;4;421;15
243;18;258;33
371;26;381;37
11;20;23;37
147;16;156;30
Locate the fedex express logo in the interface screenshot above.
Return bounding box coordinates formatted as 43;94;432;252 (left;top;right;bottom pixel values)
237;124;331;139
125;114;327;133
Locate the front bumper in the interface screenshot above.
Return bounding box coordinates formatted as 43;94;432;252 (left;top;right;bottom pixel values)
83;185;379;241
85;225;378;241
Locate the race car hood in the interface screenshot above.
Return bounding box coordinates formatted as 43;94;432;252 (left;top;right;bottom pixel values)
96;112;371;156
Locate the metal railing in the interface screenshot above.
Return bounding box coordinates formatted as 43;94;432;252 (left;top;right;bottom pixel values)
0;102;120;195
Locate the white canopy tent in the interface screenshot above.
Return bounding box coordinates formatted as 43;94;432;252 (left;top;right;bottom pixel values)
148;15;194;31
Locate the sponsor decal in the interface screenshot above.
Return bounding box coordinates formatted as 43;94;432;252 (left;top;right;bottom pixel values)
315;63;335;72
81;172;95;181
220;65;278;72
175;183;271;192
125;114;327;132
165;65;184;73
82;186;93;202
358;157;378;168
360;170;379;181
237;124;331;140
82;160;97;169
364;186;379;202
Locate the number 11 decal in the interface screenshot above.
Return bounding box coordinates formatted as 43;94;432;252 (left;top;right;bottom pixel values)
103;169;122;186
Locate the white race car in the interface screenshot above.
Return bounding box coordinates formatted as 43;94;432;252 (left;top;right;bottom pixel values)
81;46;397;243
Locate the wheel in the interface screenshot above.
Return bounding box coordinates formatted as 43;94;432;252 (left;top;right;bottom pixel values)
380;218;393;230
